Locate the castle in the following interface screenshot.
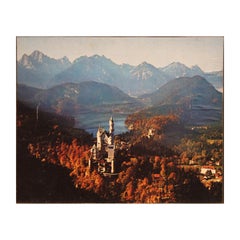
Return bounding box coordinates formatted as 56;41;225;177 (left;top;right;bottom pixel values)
89;116;116;174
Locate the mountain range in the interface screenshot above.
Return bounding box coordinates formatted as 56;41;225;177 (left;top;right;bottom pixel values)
161;62;205;78
17;50;71;88
17;50;223;128
17;50;223;95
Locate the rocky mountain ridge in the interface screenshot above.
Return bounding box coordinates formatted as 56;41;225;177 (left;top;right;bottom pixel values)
17;50;223;95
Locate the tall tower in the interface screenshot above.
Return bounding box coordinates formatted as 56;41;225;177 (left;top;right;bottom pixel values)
108;116;115;173
91;144;97;160
97;127;103;151
108;116;114;145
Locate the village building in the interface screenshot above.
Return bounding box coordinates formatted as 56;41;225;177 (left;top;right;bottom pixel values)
200;165;216;178
147;128;155;138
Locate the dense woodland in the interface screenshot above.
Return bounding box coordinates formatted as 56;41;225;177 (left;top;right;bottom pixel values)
17;101;223;203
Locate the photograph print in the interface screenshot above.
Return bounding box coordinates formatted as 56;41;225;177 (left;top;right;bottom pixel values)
16;36;223;203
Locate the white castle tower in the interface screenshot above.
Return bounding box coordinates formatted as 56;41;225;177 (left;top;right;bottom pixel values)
107;116;115;173
108;116;114;145
97;127;104;151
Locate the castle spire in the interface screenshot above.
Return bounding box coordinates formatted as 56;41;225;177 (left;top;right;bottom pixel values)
109;116;114;134
108;116;114;145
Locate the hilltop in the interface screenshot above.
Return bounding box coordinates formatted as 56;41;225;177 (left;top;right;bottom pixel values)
137;76;222;125
17;81;142;116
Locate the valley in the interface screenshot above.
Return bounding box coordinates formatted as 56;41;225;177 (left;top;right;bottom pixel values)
75;111;128;135
17;100;223;203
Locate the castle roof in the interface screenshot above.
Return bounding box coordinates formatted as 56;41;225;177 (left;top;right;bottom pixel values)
97;127;106;134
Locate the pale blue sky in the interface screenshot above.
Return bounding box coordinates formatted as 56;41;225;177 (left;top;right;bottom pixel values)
17;36;223;72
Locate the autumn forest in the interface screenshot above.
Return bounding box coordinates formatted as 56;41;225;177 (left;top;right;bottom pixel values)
17;101;223;203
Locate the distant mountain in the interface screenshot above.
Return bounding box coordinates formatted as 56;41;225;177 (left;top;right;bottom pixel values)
17;50;223;95
191;65;205;76
161;62;193;78
138;76;223;125
144;75;221;105
53;58;172;96
52;55;129;90
17;81;142;116
203;71;223;92
161;62;203;79
18;53;165;95
17;50;71;88
161;62;223;92
128;62;169;95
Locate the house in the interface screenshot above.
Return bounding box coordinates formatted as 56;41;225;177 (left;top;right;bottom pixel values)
200;165;216;176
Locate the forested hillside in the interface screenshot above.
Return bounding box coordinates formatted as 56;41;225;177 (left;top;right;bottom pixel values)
17;101;105;203
17;101;223;203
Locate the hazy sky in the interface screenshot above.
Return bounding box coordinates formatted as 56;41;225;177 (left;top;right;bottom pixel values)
17;36;223;72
